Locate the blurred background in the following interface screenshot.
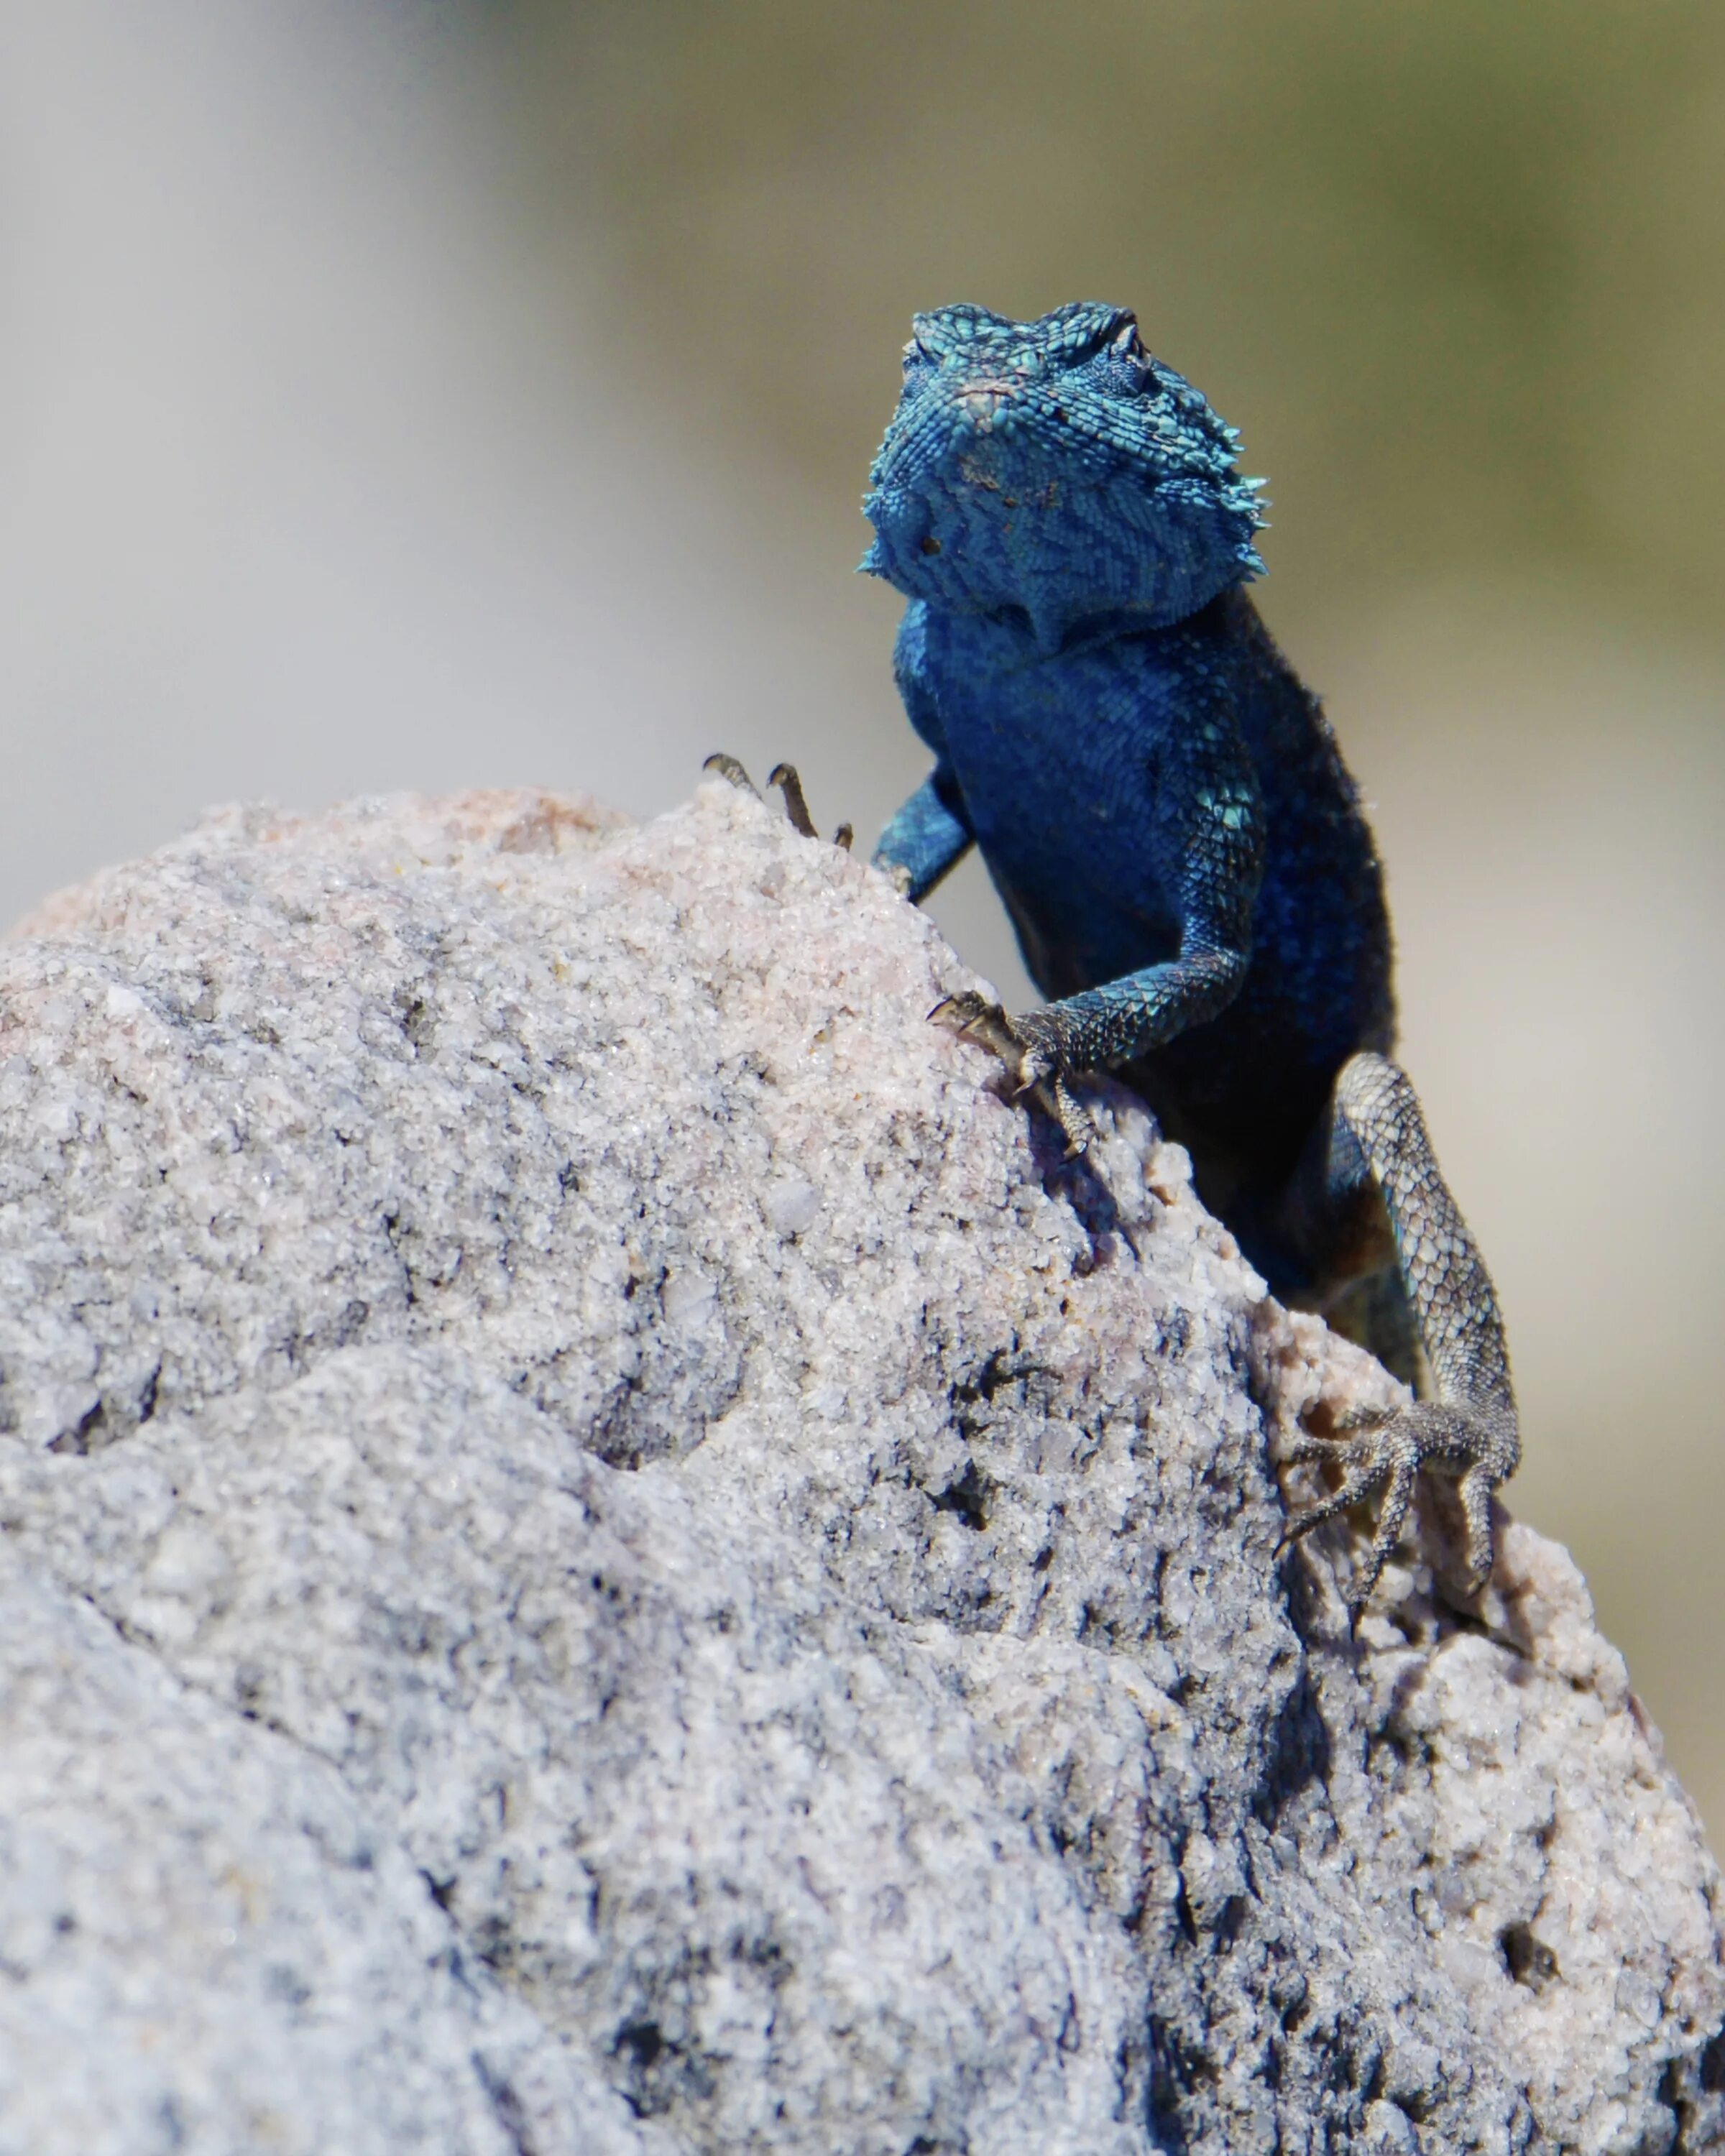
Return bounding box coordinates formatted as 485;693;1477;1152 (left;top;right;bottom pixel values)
3;1;1721;1824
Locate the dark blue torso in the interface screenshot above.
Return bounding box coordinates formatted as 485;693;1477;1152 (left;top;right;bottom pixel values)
908;586;1394;1197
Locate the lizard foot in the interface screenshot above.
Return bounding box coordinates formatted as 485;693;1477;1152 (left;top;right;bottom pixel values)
702;755;852;849
929;992;1096;1157
1276;1401;1510;1627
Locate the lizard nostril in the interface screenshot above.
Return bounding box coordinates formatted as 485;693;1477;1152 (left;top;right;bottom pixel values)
920;536;942;556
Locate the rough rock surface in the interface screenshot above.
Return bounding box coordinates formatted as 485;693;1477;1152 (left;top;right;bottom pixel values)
0;780;1718;2156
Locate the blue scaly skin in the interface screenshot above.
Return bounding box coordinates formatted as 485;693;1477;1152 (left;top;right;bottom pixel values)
861;302;1519;1623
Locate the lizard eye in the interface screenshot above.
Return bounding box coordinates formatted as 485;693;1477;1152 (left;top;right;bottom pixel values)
1110;321;1144;361
903;338;937;372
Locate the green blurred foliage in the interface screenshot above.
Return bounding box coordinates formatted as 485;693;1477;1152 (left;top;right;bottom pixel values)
496;0;1725;633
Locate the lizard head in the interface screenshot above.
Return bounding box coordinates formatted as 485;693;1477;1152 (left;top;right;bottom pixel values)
862;302;1265;647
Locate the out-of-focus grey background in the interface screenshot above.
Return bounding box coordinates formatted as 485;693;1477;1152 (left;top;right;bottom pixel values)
5;3;1722;1824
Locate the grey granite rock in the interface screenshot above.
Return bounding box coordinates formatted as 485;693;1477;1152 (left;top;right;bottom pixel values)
0;780;1718;2155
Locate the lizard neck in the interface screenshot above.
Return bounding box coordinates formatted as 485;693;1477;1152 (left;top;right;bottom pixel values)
916;587;1245;669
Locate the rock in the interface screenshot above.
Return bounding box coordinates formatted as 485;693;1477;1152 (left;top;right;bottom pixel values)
0;779;1717;2156
0;1543;641;2156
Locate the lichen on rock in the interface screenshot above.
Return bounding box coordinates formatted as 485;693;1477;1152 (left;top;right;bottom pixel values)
0;780;1716;2154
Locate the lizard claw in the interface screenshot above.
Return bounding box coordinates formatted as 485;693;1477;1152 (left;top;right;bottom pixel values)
929;994;1095;1156
703;752;760;798
704;756;854;849
766;762;819;838
767;763;856;850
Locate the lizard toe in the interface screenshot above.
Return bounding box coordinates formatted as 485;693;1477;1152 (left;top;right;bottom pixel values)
702;752;760;797
766;763;819;838
765;763;857;849
705;757;855;849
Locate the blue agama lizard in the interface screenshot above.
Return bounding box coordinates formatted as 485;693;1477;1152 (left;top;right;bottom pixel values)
715;301;1519;1623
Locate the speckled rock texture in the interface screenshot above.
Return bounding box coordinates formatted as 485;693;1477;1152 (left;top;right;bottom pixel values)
0;781;1718;2156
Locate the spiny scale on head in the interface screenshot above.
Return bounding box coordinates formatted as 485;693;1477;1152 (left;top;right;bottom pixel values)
864;303;1270;628
916;305;1262;519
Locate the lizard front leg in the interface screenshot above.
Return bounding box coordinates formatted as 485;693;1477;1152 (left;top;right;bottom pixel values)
1277;1053;1520;1622
873;766;974;901
932;695;1264;1154
933;941;1248;1156
873;611;977;902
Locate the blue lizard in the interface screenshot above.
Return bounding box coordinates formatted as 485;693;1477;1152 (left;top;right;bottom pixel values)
860;301;1517;1622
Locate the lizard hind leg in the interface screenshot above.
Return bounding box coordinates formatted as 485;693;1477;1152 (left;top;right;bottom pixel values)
1279;1051;1520;1623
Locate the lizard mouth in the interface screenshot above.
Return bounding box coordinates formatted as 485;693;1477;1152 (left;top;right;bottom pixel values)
868;382;1030;497
875;373;1144;492
954;380;1019;422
